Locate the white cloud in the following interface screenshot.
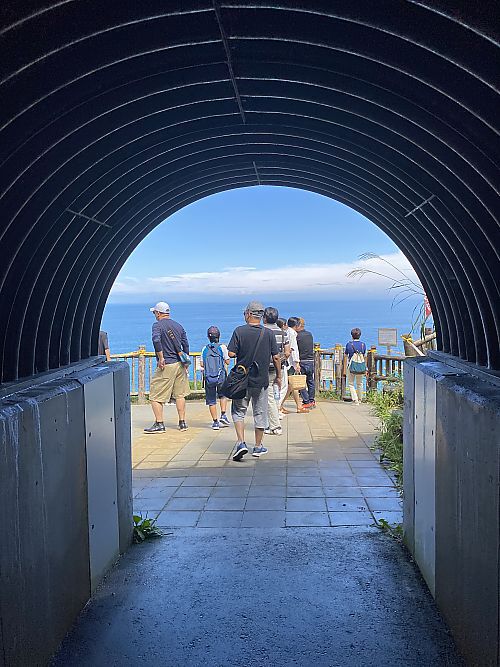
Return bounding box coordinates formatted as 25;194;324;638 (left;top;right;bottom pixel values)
110;251;420;299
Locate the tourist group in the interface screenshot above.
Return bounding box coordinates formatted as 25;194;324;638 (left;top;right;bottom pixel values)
134;300;367;463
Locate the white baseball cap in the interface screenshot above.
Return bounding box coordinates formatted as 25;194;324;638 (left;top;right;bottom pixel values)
150;301;170;313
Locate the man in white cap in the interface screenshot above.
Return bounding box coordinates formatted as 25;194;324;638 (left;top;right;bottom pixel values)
227;300;281;461
144;301;190;433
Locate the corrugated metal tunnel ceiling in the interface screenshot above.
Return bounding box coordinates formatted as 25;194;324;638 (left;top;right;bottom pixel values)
0;0;499;381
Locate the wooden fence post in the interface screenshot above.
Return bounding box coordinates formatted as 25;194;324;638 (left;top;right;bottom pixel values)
138;345;146;404
334;344;343;395
314;347;321;393
367;346;377;391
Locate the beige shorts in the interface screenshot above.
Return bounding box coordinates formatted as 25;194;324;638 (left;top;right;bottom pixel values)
149;362;190;403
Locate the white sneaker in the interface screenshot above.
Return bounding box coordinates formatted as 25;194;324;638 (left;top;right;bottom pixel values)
265;427;282;436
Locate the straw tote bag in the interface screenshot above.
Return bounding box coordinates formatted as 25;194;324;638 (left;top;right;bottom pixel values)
289;370;307;391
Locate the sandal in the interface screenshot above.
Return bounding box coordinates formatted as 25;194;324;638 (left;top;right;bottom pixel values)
297;407;309;413
280;408;291;414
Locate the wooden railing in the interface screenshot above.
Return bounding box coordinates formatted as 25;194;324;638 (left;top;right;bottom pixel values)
314;346;405;399
111;344;407;404
110;346;205;404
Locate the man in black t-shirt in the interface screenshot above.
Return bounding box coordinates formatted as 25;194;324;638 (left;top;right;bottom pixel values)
296;317;316;408
227;301;281;461
98;330;111;361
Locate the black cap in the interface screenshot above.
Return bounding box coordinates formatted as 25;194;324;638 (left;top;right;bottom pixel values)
207;326;220;338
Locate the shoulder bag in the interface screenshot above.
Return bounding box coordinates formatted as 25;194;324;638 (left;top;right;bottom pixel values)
168;328;192;366
221;327;265;400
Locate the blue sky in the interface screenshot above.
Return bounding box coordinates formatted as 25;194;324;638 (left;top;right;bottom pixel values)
110;186;419;302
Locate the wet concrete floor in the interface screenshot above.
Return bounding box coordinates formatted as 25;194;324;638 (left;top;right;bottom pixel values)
52;400;463;665
53;528;462;666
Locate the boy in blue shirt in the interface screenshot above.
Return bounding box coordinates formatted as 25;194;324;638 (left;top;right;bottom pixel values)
200;326;231;429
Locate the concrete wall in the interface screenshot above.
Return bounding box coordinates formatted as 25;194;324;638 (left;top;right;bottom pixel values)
404;357;500;666
0;360;132;666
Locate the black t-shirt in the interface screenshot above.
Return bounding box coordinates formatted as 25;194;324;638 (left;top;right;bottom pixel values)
297;329;314;361
228;324;278;389
98;331;109;355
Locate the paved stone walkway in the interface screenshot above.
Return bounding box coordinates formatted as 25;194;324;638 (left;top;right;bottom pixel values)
132;399;402;529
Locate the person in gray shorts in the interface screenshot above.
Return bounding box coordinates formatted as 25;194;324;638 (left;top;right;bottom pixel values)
227;301;281;461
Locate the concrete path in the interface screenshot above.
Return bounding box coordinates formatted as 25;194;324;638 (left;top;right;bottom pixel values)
52;400;463;666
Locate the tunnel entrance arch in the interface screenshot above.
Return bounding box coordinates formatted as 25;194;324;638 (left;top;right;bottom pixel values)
1;3;499;666
0;1;499;384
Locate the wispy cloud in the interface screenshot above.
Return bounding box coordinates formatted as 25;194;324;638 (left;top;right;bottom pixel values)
110;251;419;299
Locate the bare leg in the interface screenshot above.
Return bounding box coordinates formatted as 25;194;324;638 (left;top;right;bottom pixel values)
220;397;228;413
292;389;302;410
209;404;217;420
255;427;265;447
151;401;164;422
176;397;186;421
235;420;245;443
280;384;293;412
279;389;289;412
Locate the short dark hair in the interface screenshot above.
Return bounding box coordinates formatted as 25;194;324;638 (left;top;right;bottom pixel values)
287;316;299;328
264;306;279;324
351;328;362;339
277;318;286;329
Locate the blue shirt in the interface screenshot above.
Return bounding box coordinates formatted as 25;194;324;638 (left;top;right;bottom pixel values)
345;340;366;359
152;318;189;364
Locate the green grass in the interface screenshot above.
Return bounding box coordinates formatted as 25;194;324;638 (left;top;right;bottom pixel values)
318;389;342;401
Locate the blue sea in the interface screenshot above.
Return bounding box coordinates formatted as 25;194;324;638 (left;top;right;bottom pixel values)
102;299;422;355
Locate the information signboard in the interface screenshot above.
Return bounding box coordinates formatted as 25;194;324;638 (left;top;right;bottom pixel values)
321;358;334;380
378;328;398;348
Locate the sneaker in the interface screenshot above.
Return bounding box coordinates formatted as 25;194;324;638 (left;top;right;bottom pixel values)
303;401;316;409
264;427;282;436
232;442;248;462
178;420;188;431
252;446;268;457
212;420;220;430
144;422;166;433
219;414;230;427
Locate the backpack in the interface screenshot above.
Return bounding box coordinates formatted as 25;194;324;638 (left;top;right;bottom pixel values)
348;341;367;375
204;343;225;386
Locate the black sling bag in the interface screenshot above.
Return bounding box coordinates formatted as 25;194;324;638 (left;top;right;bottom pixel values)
220;327;265;400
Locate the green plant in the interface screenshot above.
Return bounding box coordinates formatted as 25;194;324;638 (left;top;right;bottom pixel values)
319;388;342;401
347;253;433;337
367;379;404;489
133;514;164;543
376;518;403;541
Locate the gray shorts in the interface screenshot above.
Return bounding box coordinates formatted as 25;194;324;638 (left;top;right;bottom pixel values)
231;386;268;429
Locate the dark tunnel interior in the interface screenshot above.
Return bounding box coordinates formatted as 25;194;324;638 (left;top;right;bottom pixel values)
0;1;499;382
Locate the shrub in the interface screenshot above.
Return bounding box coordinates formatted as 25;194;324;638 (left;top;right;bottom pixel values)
367;380;404;489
